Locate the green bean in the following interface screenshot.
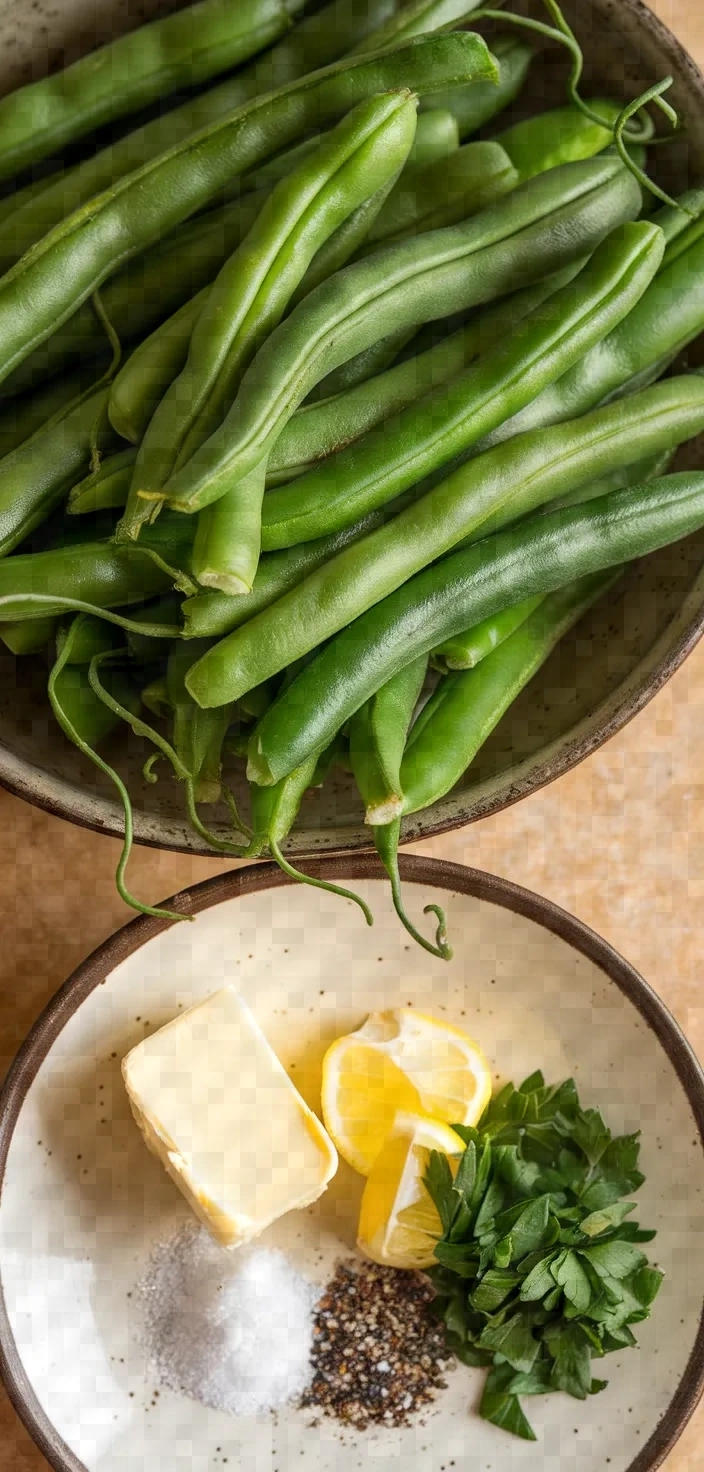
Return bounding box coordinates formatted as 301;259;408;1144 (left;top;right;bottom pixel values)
0;0;301;184
287;117;639;407
266;266;583;484
309;730;349;786
182;504;400;638
0;616;57;655
55;614;124;665
0;369;93;459
191;461;269;596
286;177;401;308
654;190;704;259
167;640;233;803
109;293;209;447
349;654;429;824
351;0;483;54
369;568;618;954
51;662;140;750
405;108;460;166
419;34;533;138
245;105;458;198
495;98;622;181
0;174;58;228
244;465;704;783
474;197;704;452
428;453;670;671
0;390;116;558
238;675;279;721
186;376;704;719
67;450;138;515
544;447;673;514
0;539;175;621
162;156;642;512
349;651;450;953
0;0;405;269
260;222;664;548
0;33;493;391
401;570;621;812
109;110;453;451
307;328;419;402
430;594;547;672
363;141;518;246
125;595;185;660
131;91;419;515
141;675;171;721
288;104;465;309
3;191;268;401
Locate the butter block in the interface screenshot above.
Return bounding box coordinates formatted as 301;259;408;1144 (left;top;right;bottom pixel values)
122;987;338;1248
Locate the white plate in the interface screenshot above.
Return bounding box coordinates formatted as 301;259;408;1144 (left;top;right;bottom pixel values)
0;857;702;1472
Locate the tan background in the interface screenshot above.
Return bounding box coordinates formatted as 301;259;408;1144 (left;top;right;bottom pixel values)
1;0;704;1466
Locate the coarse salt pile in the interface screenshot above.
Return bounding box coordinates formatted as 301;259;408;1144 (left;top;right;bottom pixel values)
137;1222;320;1416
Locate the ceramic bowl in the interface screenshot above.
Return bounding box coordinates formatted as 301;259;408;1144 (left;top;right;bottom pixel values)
0;857;702;1472
0;0;703;856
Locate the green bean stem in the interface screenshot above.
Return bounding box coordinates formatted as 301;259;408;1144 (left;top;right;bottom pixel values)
48;618;188;922
373;819;452;959
245;753;374;925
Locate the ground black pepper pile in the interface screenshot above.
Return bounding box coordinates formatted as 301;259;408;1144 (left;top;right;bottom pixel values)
300;1259;453;1429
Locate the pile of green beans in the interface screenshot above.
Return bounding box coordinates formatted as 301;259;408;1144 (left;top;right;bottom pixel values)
1;0;703;947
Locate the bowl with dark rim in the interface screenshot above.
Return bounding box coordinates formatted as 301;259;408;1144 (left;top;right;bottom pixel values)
0;0;703;857
0;855;702;1471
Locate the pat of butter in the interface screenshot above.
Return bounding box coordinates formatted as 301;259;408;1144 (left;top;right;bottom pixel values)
122;987;337;1248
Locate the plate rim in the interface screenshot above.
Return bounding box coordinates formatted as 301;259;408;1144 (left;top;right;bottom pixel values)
0;853;702;1472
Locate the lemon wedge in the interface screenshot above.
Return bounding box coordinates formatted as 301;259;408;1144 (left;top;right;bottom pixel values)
321;1007;492;1175
357;1112;462;1268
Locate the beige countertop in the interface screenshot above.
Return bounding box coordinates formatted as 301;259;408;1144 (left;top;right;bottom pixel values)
1;1;703;1466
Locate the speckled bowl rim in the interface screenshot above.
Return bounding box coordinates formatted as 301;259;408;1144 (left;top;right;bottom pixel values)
0;855;701;1472
0;0;704;858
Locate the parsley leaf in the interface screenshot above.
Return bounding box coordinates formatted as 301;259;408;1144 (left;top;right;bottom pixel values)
552;1250;592;1313
480;1364;538;1440
427;1073;661;1442
581;1240;647;1281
